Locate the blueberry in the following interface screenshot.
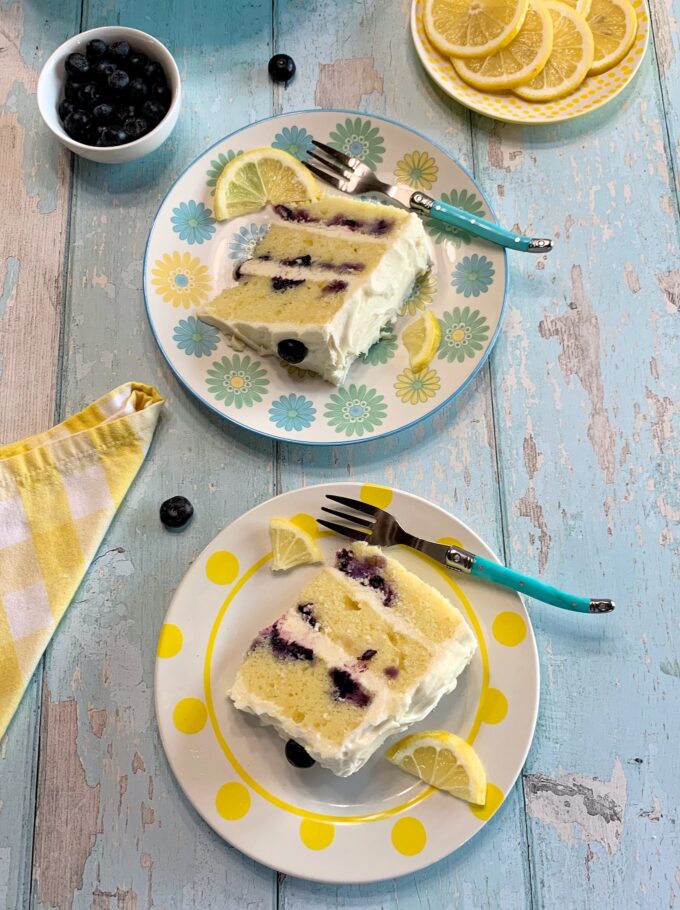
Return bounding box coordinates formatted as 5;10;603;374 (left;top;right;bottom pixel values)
150;82;171;106
360;649;377;661
65;52;90;78
329;668;372;708
85;39;108;62
128;77;148;102
64;80;85;102
128;51;149;73
268;53;296;84
321;279;348;295
141;99;165;124
63;110;91;141
285;740;315;769
160;495;194;529
98;126;128;146
110;40;130;61
271;276;304;292
123;116;149;140
277;339;308;364
143;60;163;82
115;103;137;124
58;98;75;122
369;575;384;589
108;69;130;92
92;102;114;123
80;82;102;107
94;61;117;83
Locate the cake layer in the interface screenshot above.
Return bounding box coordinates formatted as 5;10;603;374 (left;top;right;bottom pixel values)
273;195;410;238
254;222;389;275
229;546;477;776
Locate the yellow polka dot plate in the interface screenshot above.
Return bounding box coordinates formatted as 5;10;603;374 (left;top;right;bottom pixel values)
411;0;649;124
143;110;508;446
155;482;539;882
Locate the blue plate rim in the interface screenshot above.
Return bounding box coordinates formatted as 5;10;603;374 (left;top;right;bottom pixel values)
143;107;510;447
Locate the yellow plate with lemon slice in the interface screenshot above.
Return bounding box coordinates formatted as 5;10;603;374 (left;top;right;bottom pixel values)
411;0;649;124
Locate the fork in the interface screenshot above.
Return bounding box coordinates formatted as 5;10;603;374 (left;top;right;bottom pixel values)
305;139;553;254
318;495;614;614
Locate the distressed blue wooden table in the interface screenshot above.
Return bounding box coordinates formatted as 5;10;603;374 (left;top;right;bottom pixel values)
1;0;679;906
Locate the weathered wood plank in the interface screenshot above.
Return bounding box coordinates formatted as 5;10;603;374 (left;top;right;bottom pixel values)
0;2;77;909
30;1;279;907
471;28;680;910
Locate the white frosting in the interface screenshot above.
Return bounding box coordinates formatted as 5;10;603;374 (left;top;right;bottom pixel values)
199;213;431;385
229;572;477;777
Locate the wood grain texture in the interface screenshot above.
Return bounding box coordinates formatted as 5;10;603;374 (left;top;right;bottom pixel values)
0;0;678;906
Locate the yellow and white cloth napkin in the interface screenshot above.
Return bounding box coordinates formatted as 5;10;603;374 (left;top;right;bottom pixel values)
0;382;163;737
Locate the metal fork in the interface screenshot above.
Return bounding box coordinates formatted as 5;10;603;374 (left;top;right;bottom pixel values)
305;139;553;254
319;494;614;615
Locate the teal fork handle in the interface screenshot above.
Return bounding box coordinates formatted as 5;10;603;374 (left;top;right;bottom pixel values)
428;199;553;254
464;554;614;614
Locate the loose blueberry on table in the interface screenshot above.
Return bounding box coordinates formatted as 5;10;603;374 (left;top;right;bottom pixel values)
268;53;296;84
159;496;194;530
59;39;172;147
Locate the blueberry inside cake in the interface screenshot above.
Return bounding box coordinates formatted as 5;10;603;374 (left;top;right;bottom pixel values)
229;542;477;776
198;196;431;385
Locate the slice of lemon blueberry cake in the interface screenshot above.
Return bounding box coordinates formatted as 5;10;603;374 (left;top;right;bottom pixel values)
198;196;431;385
229;541;476;776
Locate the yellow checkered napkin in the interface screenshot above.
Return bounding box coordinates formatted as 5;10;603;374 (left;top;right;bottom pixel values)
0;382;164;737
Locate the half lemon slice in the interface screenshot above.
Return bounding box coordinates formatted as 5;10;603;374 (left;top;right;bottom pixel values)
269;517;323;572
402;311;442;372
586;0;637;75
514;0;594;101
556;0;592;18
214;148;321;221
424;0;530;59
453;0;554;91
386;731;487;804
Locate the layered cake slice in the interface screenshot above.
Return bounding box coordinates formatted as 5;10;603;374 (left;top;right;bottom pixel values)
229;542;477;776
198;196;431;384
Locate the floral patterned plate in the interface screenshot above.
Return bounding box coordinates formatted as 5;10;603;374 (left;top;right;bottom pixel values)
144;110;508;444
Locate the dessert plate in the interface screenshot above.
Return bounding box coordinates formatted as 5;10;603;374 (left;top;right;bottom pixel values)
144;110;508;445
411;0;649;125
155;482;539;882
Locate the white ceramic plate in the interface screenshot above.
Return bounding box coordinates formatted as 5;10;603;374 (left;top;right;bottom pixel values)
155;482;539;882
144;110;508;445
411;0;649;125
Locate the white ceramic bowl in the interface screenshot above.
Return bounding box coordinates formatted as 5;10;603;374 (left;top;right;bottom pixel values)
37;26;181;164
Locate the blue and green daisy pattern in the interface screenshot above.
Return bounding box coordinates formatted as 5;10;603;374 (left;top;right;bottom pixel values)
171;200;216;245
394;367;441;405
328;117;385;170
268;394;316;431
173;316;219;358
324;384;387;437
229;223;268;260
425;189;487;247
360;330;398;366
438;307;490;363
451;254;495;297
271;126;314;162
206;354;270;408
206;150;243;192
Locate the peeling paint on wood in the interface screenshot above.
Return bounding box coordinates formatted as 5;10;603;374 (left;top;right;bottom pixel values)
314;57;384;109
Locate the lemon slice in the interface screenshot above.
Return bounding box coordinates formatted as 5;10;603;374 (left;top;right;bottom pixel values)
556;0;592;18
453;0;554;91
424;0;530;59
402;311;442;372
386;731;487;804
269;517;323;572
514;0;594;101
214;148;321;221
586;0;637;75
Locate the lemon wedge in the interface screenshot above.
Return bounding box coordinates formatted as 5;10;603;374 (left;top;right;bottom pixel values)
424;0;530;59
386;731;487;804
402;311;442;372
586;0;637;75
214;148;321;221
556;0;592;17
514;0;594;101
453;0;554;91
269;517;323;572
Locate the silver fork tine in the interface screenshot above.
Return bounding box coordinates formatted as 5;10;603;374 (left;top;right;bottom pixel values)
303;162;348;192
312;139;354;168
320;506;373;528
325;494;380;516
307;150;354;180
317;519;369;541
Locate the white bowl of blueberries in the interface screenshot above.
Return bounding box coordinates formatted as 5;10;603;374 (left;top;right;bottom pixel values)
38;26;181;164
